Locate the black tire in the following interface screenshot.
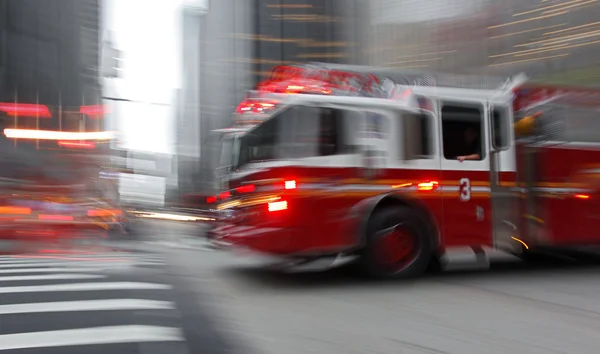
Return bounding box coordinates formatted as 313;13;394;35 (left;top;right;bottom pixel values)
518;248;561;264
359;205;432;279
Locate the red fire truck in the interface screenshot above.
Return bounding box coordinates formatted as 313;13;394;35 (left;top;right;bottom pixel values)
207;65;600;276
207;65;600;278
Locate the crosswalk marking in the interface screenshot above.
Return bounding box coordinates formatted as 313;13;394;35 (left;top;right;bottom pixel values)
0;274;106;282
0;261;136;269
0;257;133;264
0;281;171;294
0;299;175;315
0;325;184;351
0;250;187;351
0;267;100;274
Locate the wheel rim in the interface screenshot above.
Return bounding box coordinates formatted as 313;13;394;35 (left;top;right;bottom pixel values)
375;225;418;273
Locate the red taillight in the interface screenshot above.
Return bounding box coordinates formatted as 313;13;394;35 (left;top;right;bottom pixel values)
284;180;296;190
206;196;217;204
236;184;256;193
417;181;439;191
219;191;231;200
268;201;288;212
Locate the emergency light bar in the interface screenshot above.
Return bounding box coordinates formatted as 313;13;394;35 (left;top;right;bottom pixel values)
4;129;115;140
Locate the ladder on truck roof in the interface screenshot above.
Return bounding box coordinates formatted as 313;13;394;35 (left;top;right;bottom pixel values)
307;62;528;93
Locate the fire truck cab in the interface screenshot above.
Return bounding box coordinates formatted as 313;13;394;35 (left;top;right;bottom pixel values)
210;86;502;277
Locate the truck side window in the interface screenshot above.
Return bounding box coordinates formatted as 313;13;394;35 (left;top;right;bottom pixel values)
418;112;433;158
401;112;432;160
441;105;484;161
491;107;510;150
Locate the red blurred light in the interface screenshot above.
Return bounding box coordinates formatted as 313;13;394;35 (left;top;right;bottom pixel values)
206;196;217;204
284;180;296;190
80;105;107;117
236;184;256;193
38;215;73;221
0;103;51;118
268;201;288;212
219;191;231;200
58;141;95;149
417;181;439;191
575;194;590;199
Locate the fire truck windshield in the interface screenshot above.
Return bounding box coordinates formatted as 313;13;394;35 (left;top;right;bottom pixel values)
235;104;363;169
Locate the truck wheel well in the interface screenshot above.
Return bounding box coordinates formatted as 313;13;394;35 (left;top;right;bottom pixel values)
369;196;440;250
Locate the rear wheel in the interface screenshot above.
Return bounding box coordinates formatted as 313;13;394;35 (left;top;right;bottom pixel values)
360;206;432;279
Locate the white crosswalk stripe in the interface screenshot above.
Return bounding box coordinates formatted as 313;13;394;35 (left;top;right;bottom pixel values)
0;299;175;315
0;251;187;352
0;325;184;351
0;274;106;282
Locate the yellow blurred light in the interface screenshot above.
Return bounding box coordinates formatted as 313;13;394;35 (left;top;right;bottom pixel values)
544;21;600;35
489;24;566;40
541;30;600;46
385;57;443;66
488;11;567;29
513;0;581;16
542;0;598;14
489;53;568;67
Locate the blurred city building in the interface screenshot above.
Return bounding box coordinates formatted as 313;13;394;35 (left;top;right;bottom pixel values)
177;0;367;196
248;0;368;84
364;0;600;85
0;0;102;112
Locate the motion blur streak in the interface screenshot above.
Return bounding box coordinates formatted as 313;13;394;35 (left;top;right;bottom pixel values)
3;129;115;140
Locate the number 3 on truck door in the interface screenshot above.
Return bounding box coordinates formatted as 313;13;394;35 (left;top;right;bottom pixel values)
459;178;471;202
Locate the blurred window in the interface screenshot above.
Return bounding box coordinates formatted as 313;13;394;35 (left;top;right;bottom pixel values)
401;112;434;159
491;106;510;150
237;105;354;167
441;105;485;160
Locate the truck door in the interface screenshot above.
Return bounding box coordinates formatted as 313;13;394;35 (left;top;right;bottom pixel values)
488;103;520;252
440;101;493;248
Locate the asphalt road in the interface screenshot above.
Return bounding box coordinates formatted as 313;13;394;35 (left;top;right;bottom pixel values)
147;221;600;354
5;220;600;354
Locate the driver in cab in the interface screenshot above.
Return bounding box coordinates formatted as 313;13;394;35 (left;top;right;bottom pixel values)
457;126;481;162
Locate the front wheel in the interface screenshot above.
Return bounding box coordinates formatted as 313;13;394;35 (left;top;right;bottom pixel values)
359;206;432;279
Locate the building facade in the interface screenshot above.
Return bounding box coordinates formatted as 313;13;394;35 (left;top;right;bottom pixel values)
250;0;368;84
176;0;367;196
364;0;600;85
0;0;102;119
